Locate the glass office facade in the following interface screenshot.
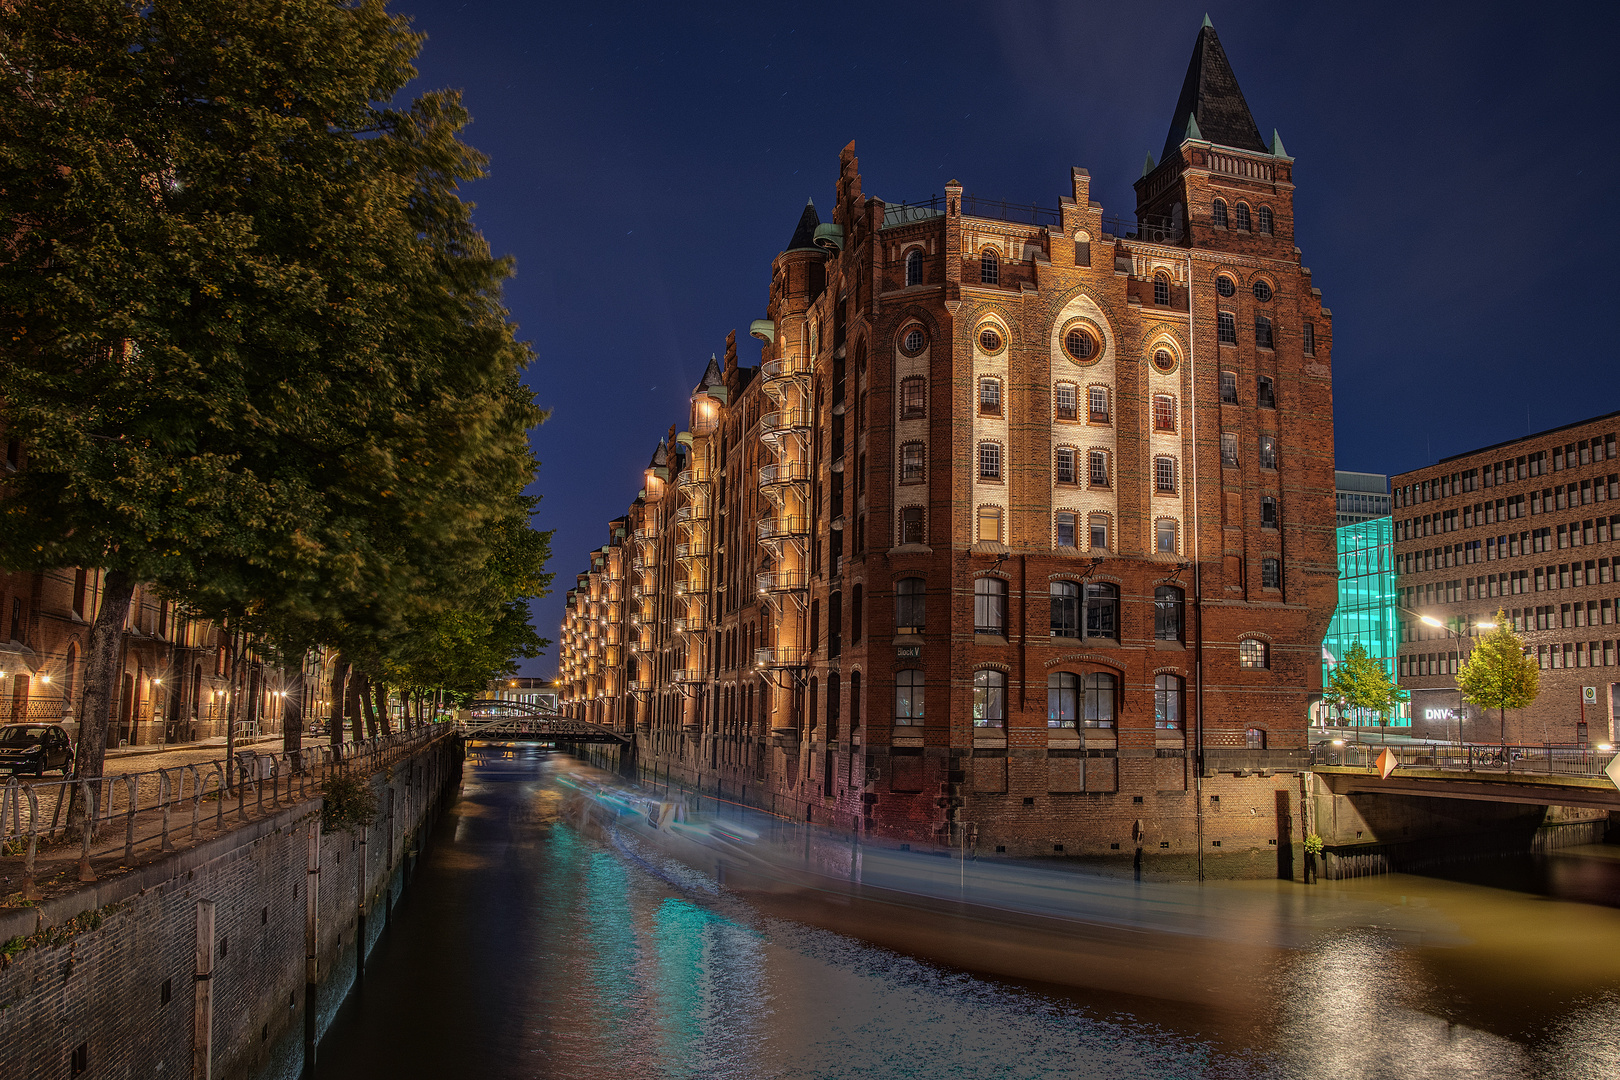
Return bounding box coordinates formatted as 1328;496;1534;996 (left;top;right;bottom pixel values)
1321;515;1404;726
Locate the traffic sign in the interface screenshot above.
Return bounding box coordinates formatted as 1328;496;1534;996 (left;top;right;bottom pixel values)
1583;686;1598;705
1605;751;1620;794
1376;748;1398;779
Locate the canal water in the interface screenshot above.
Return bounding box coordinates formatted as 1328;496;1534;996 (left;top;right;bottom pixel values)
312;747;1620;1079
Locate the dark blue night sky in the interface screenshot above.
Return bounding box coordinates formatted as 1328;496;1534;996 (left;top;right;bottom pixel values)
388;1;1620;679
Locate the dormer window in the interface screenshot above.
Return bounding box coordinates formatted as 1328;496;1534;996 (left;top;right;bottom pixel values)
980;249;999;285
1212;199;1229;228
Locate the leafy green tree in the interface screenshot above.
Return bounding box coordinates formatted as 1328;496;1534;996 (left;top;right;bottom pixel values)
1328;641;1404;738
1456;610;1540;746
0;0;542;779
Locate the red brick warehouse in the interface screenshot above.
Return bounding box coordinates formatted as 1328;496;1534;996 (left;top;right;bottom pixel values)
557;19;1337;877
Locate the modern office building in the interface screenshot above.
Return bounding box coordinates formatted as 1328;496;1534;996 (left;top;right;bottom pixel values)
1319;515;1402;728
1335;470;1390;527
558;20;1337;872
1391;411;1619;744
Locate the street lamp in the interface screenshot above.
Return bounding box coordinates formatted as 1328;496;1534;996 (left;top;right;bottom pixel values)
1409;610;1495;746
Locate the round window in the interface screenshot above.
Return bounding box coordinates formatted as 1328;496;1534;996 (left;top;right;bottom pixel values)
979;327;1003;353
1064;328;1096;362
902;328;925;354
1216;276;1236;298
1252;280;1272;303
1152;349;1176;373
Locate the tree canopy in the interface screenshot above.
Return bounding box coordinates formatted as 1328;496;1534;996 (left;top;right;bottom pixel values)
0;0;550;775
1456;612;1540;739
1327;641;1405;729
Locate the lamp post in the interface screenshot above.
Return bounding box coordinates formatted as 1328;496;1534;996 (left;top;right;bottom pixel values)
1407;609;1495;747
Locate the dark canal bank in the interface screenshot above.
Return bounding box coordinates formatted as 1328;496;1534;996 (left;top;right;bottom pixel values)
309;745;1620;1080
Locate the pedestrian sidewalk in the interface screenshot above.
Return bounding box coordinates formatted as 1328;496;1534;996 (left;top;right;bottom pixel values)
106;734;333;760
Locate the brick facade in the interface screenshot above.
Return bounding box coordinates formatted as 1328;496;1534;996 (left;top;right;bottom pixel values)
558;24;1335;874
1392;412;1620;745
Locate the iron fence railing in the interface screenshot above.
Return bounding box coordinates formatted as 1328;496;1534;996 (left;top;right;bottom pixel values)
0;724;452;897
1311;739;1616;780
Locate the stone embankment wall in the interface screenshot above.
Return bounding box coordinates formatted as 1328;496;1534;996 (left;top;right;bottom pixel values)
0;734;460;1079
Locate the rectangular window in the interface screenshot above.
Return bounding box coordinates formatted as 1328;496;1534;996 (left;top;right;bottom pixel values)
1054;384;1077;420
1217;312;1236;344
1156;518;1177;553
1303;321;1315;356
1154;276;1170;305
1088;385;1110;424
1088;514;1109;551
900;377;926;419
978;443;1002;481
1260;558;1281;589
978;378;1001;415
977;506;1003;543
1261;497;1279;530
900;506;924;545
1257;376;1276;409
1152;394;1176;433
1221;432;1239;467
974;576;1006;633
1258;434;1277;470
1154;456;1177;494
1219;370;1238;404
1254;316;1274;349
1088;450;1109;488
1054;447;1076;484
900;442;924;482
1055;511;1077;548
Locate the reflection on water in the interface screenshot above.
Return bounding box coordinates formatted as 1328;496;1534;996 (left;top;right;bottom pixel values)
311;748;1620;1080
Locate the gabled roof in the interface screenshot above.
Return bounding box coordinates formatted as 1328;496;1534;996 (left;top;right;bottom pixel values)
1160;17;1268;162
785;198;821;252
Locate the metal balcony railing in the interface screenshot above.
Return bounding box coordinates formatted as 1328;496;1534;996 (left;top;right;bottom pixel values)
761;356;811;382
676;467;712;490
759;461;811;487
760;408;812;440
675;541;712;560
671;616;707;634
757;516;809;541
756;570;809;594
673;669;704;684
753;646;808;669
1312;739;1617;779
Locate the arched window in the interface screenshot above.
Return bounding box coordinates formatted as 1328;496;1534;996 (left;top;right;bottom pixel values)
905;249;923;286
1050;581;1080;638
1086;583;1119;638
1234;202;1252;231
1083;673;1116;728
1254;315;1274;349
1260;497;1279;530
1246;727;1267;749
895;669;925;724
1212;199;1229;228
1154;586;1184;641
1055;511;1077;547
1239;638;1269;669
973;670;1005;728
1047;672;1077;726
850;670;861;729
1154;273;1171;306
896;577;925;631
974;576;1007;634
851;584;863;643
980;249;999;284
1154;674;1184;730
1257;206;1273;235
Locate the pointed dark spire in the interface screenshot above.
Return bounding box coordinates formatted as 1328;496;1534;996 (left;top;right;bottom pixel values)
648;441;667;469
1160;18;1268;162
784;198;821;253
694;354;724;393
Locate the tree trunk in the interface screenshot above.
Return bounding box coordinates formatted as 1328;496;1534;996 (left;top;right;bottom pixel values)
224;629;247;790
353;672;374;741
72;568;136;783
375;681;391;737
283;659;305;756
328;657;350;744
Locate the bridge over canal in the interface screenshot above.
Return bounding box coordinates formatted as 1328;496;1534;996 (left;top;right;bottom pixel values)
455;700;630;744
1312;742;1620;811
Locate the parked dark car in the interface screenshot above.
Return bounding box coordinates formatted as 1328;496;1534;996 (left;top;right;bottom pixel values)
0;724;74;777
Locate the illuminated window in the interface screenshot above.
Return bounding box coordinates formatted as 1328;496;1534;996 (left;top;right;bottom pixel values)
1239;639;1269;669
895;669;924;724
1155;674;1184;729
977;505;1003;542
974;577;1007;633
973;670;1005;727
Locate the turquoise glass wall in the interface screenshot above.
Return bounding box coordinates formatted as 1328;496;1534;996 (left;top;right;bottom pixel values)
1321;516;1404;726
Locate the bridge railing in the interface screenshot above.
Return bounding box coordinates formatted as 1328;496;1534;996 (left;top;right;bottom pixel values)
1312;739;1617;779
